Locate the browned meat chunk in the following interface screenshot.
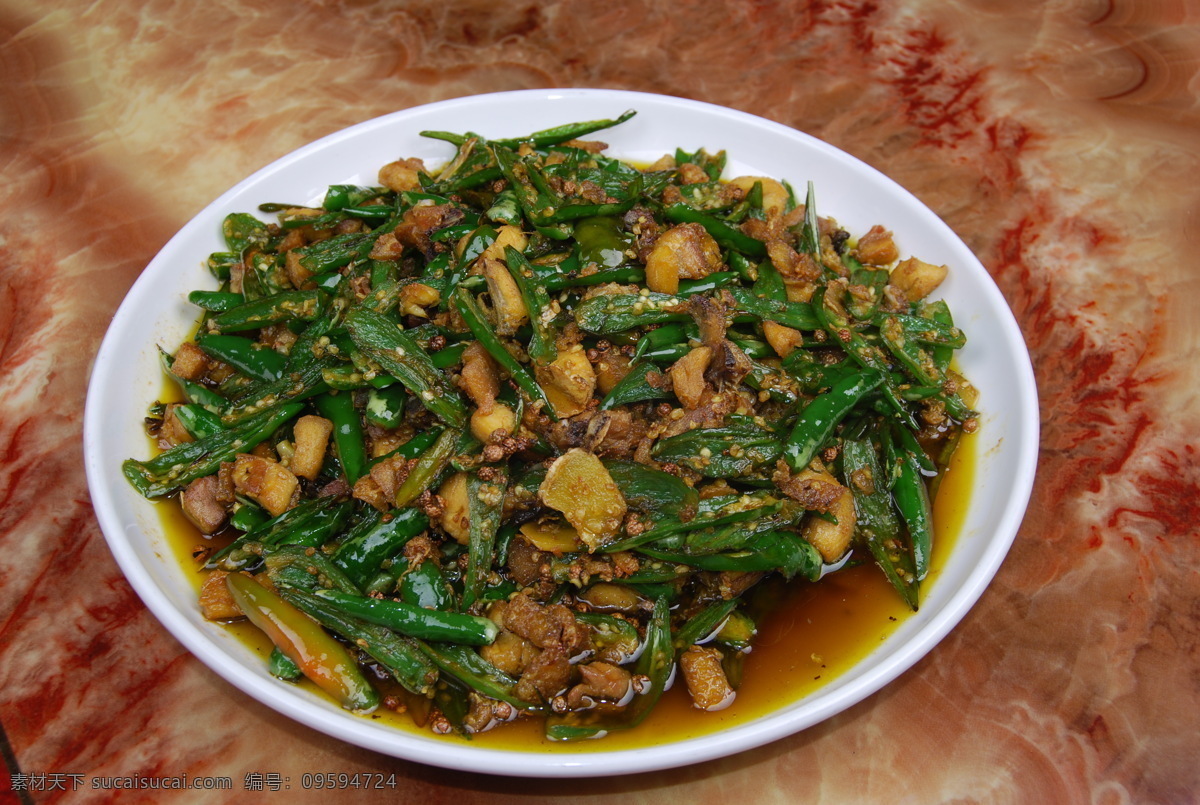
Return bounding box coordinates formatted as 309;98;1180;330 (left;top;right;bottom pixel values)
500;593;590;656
680;645;734;711
513;645;571;703
230;453;299;517
181;475;228;534
290;415;332;481
199;571;241;620
566;661;633;707
855;225;899;266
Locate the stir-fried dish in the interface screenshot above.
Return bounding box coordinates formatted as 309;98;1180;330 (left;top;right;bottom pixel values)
124;111;977;739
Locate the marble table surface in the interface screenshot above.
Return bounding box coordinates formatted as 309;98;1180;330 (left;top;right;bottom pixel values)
2;1;1198;802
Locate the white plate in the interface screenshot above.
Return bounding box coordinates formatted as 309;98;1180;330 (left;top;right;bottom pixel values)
84;88;1039;777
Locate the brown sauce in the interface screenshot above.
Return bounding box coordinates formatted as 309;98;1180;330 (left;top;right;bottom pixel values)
157;431;975;753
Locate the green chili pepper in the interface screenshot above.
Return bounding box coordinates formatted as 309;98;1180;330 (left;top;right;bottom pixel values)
637;531;820;580
195;333;287;383
449;286;555;417
728;287;819;331
364;384;407;429
673;599;738;651
573;292;690;335
188;290;245;312
158;348;228;412
207;251;240;281
603;459;699;521
220;359;332;426
293;232;375;274
653;419;784;478
123;403;301;498
211;496;354;572
783;370;883;471
323;184;384;212
170;404;223;439
280;587;439;696
332;507;430;587
503;246;558;365
228;501;269;533
222;212;269;255
392;427;463;509
751;259;787;302
891;447;935;581
268;646;302;681
485;188;523;225
398;556;455;611
597;361;670;410
842;437;919;609
543;265;645;292
573;216;631;269
490;109;636;149
796;181;821;260
262;543;362;594
226;573;379;713
313;590;499;646
462;470;508;610
663;203;766;257
678;270;740;296
344;307;468;429
413;641;541;712
311;391;367;486
211;290;327;334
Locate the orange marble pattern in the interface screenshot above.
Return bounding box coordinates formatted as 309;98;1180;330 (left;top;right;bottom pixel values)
2;0;1198;802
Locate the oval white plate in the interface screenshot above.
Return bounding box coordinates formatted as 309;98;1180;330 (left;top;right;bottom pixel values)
84;88;1039;777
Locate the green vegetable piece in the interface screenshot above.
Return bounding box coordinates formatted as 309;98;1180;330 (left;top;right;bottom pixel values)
652;419;783;478
449;286;555;418
392;427;463;509
842;438;919;609
574;216;632;269
663;203;766;257
728;287;819;331
598;362;670;410
603;459;698;521
312;391;368;486
344;307;468;429
212;290;328;333
673;599;738;652
364;384;407;429
280;587;438;697
490;109;636;148
195;333;287;383
313;590;499;646
398;557;454;611
332;507;429;587
226;573;379;713
222;212;269;255
503;246;558;365
782;370;883;471
573;292;690;335
891;448;935;581
637;531;821;580
414;642;542;712
171;404;223;440
123;403;302;499
293;232;375;274
268;646;303;681
221;358;331;426
159;348;228;412
188;290;245;312
462;469;508;610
